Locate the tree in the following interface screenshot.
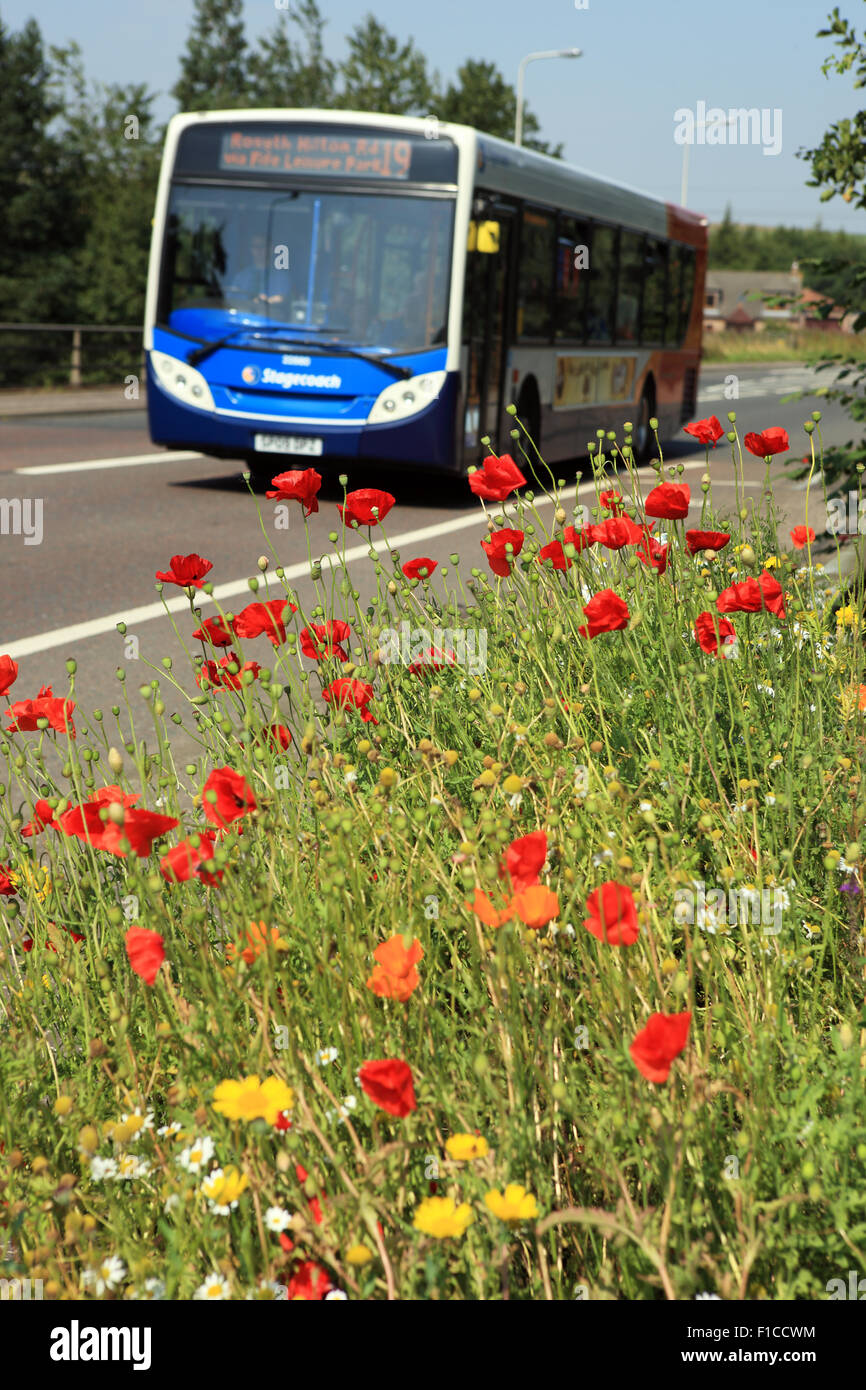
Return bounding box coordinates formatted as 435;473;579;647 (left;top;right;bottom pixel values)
248;0;336;108
336;15;434;115
0;14;85;383
48;43;161;357
172;0;249;112
793;2;866;487
438;58;562;156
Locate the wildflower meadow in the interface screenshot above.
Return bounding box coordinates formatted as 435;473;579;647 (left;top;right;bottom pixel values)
1;410;865;1304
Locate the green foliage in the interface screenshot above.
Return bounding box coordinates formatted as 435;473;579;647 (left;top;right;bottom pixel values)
247;1;336;109
171;0;250;112
437;58;562;156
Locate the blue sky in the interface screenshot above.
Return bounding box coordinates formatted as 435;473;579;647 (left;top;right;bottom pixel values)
5;0;866;230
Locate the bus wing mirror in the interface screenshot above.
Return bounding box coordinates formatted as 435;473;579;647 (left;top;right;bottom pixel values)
468;220;500;254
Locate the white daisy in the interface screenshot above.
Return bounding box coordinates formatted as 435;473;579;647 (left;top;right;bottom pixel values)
315;1047;338;1067
89;1155;118;1181
157;1122;182;1138
133;1277;166;1300
115;1153;151;1180
83;1255;126;1295
325;1289;349;1300
177;1136;215;1174
264;1205;293;1233
119;1108;154;1142
194;1273;232;1301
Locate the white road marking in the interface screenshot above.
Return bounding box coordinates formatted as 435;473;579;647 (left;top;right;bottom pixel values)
15;450;206;476
0;459;711;660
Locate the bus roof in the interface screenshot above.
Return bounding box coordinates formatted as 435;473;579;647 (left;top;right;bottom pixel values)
168;109;706;240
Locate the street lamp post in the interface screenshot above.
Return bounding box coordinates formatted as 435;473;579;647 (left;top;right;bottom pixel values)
515;48;582;147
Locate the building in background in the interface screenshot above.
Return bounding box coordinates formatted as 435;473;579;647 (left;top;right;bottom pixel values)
703;265;855;334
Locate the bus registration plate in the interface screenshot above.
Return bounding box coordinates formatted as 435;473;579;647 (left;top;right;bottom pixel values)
254;434;323;456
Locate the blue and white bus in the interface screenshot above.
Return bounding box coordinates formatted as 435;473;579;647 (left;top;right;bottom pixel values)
144;110;706;475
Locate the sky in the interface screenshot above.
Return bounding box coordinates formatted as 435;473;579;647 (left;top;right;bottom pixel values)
5;0;866;231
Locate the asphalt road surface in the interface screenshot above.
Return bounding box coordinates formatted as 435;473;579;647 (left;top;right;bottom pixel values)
0;361;852;769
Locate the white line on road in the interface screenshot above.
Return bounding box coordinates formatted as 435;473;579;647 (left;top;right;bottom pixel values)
1;459;712;660
15;450;206;476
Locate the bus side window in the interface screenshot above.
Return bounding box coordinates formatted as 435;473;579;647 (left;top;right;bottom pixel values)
616;230;643;344
517;207;555;340
586;225;616;344
665;245;684;346
555;216;588;342
678;248;697;341
641;237;668;345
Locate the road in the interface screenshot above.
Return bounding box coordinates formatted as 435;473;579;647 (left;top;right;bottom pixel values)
0;362;851;767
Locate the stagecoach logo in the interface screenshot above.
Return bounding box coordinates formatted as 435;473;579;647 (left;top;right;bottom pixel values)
241;364;261;384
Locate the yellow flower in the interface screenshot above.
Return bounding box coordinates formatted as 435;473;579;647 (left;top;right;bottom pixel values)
446;1133;489;1161
346;1243;374;1266
201;1165;249;1207
763;554;780;569
484;1184;540;1224
413;1196;475;1239
212;1075;294;1125
837;605;858;628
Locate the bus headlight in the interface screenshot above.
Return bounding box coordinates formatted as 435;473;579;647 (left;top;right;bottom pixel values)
367;371;446;425
150;351;215;411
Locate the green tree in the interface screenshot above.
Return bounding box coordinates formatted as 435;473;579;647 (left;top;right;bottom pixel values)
438;58;562;156
248;0;336;108
48;43;161;362
336;14;434;115
0;14;85;384
172;0;249;112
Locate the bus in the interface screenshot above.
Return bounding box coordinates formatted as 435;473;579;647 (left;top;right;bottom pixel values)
144;109;706;477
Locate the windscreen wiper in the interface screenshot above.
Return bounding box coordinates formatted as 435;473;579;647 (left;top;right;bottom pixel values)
186;329;412;379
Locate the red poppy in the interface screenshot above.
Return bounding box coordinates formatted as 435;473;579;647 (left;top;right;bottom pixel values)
287;1260;333;1301
466;887;512;929
265;468;322;517
578;589;630;639
716;571;786;618
89;785;140;809
0;656;18;697
322;677;377;724
196;652;261;691
587;515;644;549
202;766;257;830
20;799;58;838
468;453;527;502
637;533;668;575
504;830;547;893
743;427;789;459
694;611;737;657
6;686;76;738
629;1011;692;1083
538;540;572;571
299;620;352;661
644;481;690;520
192;616;234;648
599;488;624;514
583;881;639;946
562;525;594;554
57;802;179;858
407;645;457;677
233;598;296;646
160;834;222;886
481;527;524;577
266;723;293;751
790;525;816;549
0;868;16;896
401;557;438;581
155;553;213;589
125;926;165;986
359;1058;417;1118
338;488;395;528
686;530;730;554
683;416;725;448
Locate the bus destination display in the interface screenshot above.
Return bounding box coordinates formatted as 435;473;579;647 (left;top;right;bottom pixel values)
219;131;413;179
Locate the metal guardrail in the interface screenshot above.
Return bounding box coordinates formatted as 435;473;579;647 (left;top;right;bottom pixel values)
0;323;143;387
